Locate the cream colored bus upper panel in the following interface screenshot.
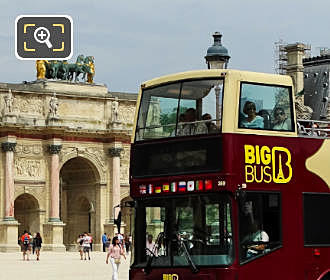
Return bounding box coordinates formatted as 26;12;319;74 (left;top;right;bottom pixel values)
133;69;296;142
221;70;296;137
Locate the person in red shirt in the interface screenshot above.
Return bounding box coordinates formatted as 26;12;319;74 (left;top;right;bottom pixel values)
21;230;31;261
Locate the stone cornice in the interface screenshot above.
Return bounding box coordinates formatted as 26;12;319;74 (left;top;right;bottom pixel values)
0;126;132;142
49;144;62;154
1;142;16;152
109;147;123;157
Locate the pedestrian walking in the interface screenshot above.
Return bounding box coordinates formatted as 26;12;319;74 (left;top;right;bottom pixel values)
34;232;42;261
20;230;31;261
82;232;92;260
106;236;126;280
124;234;131;254
89;233;93;251
117;232;124;245
77;234;84;260
106;235;111;249
102;232;107;252
32;233;36;255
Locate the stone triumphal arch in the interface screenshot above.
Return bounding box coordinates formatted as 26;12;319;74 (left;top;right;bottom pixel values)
0;80;137;252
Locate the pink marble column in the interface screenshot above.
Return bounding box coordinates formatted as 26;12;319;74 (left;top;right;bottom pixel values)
2;142;16;220
109;147;122;222
49;144;62;222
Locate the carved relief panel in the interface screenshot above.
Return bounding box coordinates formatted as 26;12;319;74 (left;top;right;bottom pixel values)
15;144;43;155
14;158;45;180
118;103;135;124
15;143;45;181
13;95;44;115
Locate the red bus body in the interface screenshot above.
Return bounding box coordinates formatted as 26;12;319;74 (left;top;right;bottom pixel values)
129;70;330;280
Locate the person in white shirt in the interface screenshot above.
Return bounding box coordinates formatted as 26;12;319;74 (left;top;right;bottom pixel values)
146;234;156;256
243;221;269;258
82;232;92;260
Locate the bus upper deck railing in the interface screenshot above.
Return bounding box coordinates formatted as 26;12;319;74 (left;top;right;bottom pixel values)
137;119;330;139
297;119;330;138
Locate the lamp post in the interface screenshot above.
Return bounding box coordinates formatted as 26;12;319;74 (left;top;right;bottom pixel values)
205;32;230;69
205;32;230;126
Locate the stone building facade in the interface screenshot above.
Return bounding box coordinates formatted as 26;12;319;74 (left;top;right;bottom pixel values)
0;80;137;252
303;54;330;120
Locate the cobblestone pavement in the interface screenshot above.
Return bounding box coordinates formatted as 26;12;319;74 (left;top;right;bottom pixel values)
0;251;130;280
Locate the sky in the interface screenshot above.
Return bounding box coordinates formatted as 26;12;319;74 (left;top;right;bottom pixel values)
1;0;330;93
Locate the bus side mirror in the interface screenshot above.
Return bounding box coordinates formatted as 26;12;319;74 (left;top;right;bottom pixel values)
123;201;136;208
235;186;247;212
114;211;122;233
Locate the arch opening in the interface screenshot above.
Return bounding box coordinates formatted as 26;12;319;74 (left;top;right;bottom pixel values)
14;193;40;236
60;156;99;251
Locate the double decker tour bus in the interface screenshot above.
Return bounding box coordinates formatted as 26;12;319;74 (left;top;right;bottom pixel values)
128;69;330;280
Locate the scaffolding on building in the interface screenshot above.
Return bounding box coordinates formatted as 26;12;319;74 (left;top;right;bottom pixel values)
274;40;311;74
274;40;288;74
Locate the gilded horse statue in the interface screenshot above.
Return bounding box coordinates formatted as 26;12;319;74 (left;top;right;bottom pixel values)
36;60;48;79
36;55;95;83
82;56;95;84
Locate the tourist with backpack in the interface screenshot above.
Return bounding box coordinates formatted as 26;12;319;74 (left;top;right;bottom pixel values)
21;230;31;261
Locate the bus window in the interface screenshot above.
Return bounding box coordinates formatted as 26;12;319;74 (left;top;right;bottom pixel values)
173;195;233;266
238;83;294;132
176;80;222;136
137;83;181;140
239;192;282;263
145;207;166;258
133;194;233;268
303;193;330;246
135;79;223;141
206;204;220;245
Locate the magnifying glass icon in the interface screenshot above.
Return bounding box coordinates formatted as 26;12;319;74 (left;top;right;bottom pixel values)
34;27;53;49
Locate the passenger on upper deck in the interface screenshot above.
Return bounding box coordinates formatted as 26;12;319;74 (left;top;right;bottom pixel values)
240;101;264;129
258;110;272;129
177;108;208;136
272;107;291;131
202;113;218;133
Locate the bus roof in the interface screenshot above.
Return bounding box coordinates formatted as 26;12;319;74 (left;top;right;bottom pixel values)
141;69;293;89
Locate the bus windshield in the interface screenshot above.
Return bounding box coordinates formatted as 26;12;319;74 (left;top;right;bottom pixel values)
133;193;233;268
135;78;224;141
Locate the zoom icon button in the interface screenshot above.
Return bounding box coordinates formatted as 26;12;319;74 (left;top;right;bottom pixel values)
15;15;73;60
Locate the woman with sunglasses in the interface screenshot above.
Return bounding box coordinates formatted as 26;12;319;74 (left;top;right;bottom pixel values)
272;107;291;130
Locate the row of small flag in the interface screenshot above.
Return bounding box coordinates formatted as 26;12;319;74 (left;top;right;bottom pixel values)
139;180;213;195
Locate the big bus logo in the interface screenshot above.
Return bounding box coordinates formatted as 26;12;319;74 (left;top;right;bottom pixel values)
163;274;179;280
244;145;292;184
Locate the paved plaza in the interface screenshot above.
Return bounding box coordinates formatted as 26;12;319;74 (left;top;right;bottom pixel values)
0;251;130;280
